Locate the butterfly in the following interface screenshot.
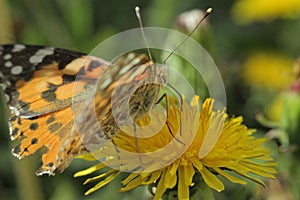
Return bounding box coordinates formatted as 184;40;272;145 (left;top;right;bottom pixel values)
0;44;167;175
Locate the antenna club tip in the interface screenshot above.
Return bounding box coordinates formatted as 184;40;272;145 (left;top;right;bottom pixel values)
135;6;140;12
206;8;213;13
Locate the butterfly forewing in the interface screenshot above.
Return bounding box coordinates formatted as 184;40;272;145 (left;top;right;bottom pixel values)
0;44;109;117
0;44;109;175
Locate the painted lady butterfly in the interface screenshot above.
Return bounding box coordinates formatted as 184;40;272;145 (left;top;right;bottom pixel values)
0;7;212;176
0;44;166;175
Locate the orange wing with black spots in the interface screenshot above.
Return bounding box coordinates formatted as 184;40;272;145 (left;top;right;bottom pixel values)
9;107;81;175
0;44;109;175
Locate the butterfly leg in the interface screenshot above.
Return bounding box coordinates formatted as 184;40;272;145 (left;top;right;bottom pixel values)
111;138;122;161
132;122;144;169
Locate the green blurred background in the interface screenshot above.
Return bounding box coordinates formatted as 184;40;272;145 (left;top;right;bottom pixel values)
1;0;300;199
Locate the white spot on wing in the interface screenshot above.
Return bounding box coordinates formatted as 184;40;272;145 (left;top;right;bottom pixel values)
4;54;12;60
10;106;20;116
9;124;15;141
101;76;112;89
11;148;22;159
0;83;7;90
131;57;143;65
4;61;13;67
29;48;54;64
4;79;11;86
12;44;26;52
118;55;142;76
126;53;135;60
0;73;11;88
11;66;23;75
119;64;132;76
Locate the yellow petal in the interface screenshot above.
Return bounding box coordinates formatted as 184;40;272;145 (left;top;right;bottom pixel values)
84;169;118;184
76;153;97;161
230;166;267;187
85;171;120;195
178;166;189;200
168;160;179;176
200;167;224;192
191;95;200;107
74;163;106;177
199;110;225;158
154;170;167;200
192;159;203;171
121;173;139;185
184;163;195;186
142;171;162;184
120;175;143;192
239;161;277;178
214;168;247;185
165;166;177;188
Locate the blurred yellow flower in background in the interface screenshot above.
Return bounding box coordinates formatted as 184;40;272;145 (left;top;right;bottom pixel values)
75;96;276;199
250;57;300;148
242;52;293;90
232;0;300;24
265;94;284;122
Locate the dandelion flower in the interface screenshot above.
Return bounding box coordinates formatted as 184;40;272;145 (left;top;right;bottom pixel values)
242;52;293;90
75;96;276;199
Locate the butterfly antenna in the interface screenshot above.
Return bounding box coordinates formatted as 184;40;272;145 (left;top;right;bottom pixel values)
135;6;152;60
163;8;213;63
